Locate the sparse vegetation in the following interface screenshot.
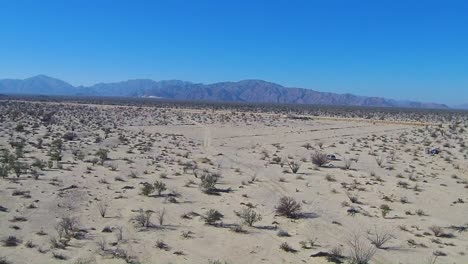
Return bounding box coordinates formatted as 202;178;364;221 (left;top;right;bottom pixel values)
0;98;466;263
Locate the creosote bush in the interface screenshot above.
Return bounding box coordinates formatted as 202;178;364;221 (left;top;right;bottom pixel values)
153;181;167;196
95;149;109;165
134;209;153;228
275;196;301;218
3;236;21;247
141;183;154;196
235;208;262;226
311;152;329;167
204;209;224;225
199;172;219;194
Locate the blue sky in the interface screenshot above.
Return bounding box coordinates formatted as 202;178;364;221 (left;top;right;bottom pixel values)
0;0;467;105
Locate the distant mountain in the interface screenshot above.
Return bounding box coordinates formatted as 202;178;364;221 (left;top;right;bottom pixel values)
0;75;449;109
0;75;75;95
453;104;468;110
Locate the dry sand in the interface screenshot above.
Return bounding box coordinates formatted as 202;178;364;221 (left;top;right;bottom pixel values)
0;101;467;264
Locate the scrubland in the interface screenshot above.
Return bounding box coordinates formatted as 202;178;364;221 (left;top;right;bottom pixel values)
0;99;467;264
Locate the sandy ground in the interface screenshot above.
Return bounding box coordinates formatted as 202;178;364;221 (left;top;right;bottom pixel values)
0;101;467;264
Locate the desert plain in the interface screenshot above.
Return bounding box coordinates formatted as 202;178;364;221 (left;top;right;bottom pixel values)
0;99;467;264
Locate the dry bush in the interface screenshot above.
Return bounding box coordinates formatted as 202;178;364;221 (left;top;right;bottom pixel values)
153;181;167;196
347;232;376;264
134;209;153;228
275;196;301;218
204;209;224;225
55;216;78;239
279;242;296;252
95;148;109;165
199;172;219;194
325;174;336;182
235;208;262;227
96;200;109;218
366;226;395;249
156;208;166;226
429;226;444;237
3;236;21;247
141;182;154;196
288;161;301;174
346;191;360;204
311;152;329;167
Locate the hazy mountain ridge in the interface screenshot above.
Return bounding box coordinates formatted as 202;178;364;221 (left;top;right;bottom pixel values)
0;75;451;109
453;104;468;110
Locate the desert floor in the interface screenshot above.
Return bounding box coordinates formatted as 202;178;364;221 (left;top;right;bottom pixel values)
0;100;467;264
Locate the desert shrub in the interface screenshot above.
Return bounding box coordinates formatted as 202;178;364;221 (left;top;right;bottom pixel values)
380;204;391;218
134;209;153;228
141;183;155;196
96;237;107;251
95;149;109;165
275;196;301;218
204;209;224;225
279;242;296;252
366;226;395;249
153;181;167;196
346;192;360;204
325;174;336;182
32;159;46;170
52;252;68;260
50;237;69;249
400;196;409;204
276;229;290;237
55;216;78;239
429;226;444;237
272;156;282;164
416;209;426;216
199;172;219;194
3;236;21;247
97;200;109;218
288;161;301;174
235;208;262;226
0;164;8;178
156;208;166;226
311;152;329;167
347;233;376;264
25;240;35;248
155;239;169;250
329;246;344;262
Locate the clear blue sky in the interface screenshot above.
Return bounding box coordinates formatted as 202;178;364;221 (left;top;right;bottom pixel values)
1;0;467;105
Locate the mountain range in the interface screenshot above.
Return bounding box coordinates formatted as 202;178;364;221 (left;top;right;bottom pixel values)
0;75;457;109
